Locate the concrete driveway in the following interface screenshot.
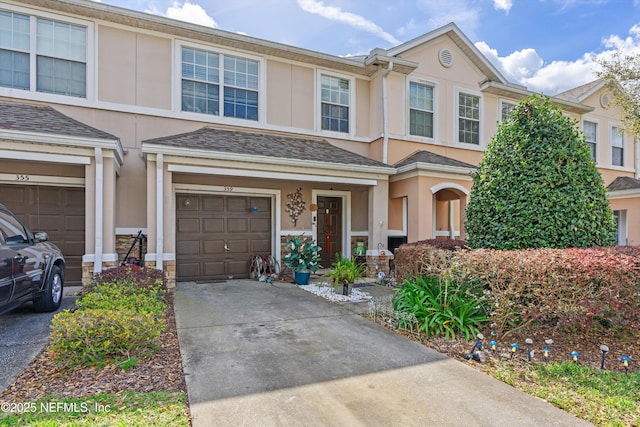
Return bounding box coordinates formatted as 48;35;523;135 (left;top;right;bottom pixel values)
175;280;591;427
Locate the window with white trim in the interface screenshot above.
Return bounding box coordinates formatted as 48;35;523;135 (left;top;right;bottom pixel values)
458;92;480;144
583;121;597;162
611;126;624;166
0;11;87;97
500;101;516;122
181;46;259;120
409;81;434;138
320;74;349;133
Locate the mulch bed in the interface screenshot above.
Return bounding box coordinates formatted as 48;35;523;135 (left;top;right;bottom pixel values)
0;291;187;402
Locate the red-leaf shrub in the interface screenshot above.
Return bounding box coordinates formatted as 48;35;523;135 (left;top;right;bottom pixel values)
394;243;458;282
452;247;640;335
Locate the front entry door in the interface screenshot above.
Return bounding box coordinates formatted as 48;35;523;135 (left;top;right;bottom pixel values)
317;196;342;267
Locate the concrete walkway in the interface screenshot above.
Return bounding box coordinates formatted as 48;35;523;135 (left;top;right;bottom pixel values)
174;280;592;427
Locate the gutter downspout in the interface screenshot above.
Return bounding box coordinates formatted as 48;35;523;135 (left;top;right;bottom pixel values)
381;61;394;164
93;147;103;274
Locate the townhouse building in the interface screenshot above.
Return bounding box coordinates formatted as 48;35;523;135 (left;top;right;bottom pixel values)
0;0;637;286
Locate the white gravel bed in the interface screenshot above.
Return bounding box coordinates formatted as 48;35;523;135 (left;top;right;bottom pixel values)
299;282;372;302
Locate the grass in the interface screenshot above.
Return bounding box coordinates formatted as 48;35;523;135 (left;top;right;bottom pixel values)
0;391;189;427
486;361;640;426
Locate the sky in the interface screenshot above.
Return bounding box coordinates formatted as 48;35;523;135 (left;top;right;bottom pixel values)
94;0;640;95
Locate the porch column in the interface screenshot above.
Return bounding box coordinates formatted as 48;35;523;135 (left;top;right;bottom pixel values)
93;147;104;274
368;179;389;250
102;154;117;267
145;156;157;266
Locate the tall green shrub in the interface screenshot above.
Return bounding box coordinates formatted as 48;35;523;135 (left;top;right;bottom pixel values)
465;95;616;249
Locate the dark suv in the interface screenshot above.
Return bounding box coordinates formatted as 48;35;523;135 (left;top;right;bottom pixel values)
0;203;65;315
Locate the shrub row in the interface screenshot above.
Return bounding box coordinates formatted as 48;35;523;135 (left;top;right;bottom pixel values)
394;242;640;337
454;247;640;335
50;266;167;369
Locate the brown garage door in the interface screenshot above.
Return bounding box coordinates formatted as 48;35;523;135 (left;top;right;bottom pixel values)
1;184;85;285
176;194;271;281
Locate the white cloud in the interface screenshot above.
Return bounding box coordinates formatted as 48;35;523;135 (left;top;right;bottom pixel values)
415;0;481;36
493;0;513;13
297;0;400;45
476;23;640;95
165;2;217;28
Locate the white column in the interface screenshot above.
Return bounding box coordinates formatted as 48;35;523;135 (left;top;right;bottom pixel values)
93;147;104;274
155;154;164;270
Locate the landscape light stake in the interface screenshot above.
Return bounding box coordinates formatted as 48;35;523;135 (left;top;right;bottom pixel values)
571;351;580;364
599;345;609;370
466;333;484;361
543;339;554;363
621;356;631;374
525;338;534;362
511;343;519;359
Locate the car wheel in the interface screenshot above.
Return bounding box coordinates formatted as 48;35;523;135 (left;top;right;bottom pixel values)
33;265;64;312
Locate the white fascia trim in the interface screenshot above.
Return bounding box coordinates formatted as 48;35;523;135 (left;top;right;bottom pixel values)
167;164;379;186
395;161;475;176
0;130;124;164
607;189;640;199
0;174;84;187
144;144;394;175
0;149;91;165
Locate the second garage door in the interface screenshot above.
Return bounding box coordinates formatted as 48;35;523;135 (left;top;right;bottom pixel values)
0;184;85;285
176;194;271;281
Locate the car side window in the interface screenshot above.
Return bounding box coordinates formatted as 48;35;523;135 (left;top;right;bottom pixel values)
0;211;28;245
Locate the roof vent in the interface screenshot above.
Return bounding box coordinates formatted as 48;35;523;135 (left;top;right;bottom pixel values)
439;48;454;68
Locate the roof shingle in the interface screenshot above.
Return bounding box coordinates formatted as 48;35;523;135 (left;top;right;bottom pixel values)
607;176;640;192
0;102;118;140
394;150;477;169
143;127;390;168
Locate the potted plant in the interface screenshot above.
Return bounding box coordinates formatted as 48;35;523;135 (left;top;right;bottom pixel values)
282;235;322;285
324;253;365;296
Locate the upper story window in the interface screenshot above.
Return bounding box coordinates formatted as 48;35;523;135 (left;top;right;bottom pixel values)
320;74;349;133
181;46;259;120
611;126;624;167
583;121;597;162
458;92;480;145
0;11;87;98
409;81;434;138
500;101;516;122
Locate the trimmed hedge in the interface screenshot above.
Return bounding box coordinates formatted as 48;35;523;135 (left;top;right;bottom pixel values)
393;242;640;336
453;247;640;334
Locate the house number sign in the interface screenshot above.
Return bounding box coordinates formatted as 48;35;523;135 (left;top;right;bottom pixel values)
15;174;30;181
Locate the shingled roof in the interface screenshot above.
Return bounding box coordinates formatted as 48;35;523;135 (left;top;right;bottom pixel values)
0;102;118;141
143;127;391;169
394;150;477;169
607;176;640;192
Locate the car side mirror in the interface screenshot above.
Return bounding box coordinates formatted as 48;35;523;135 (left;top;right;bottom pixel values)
34;231;49;242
